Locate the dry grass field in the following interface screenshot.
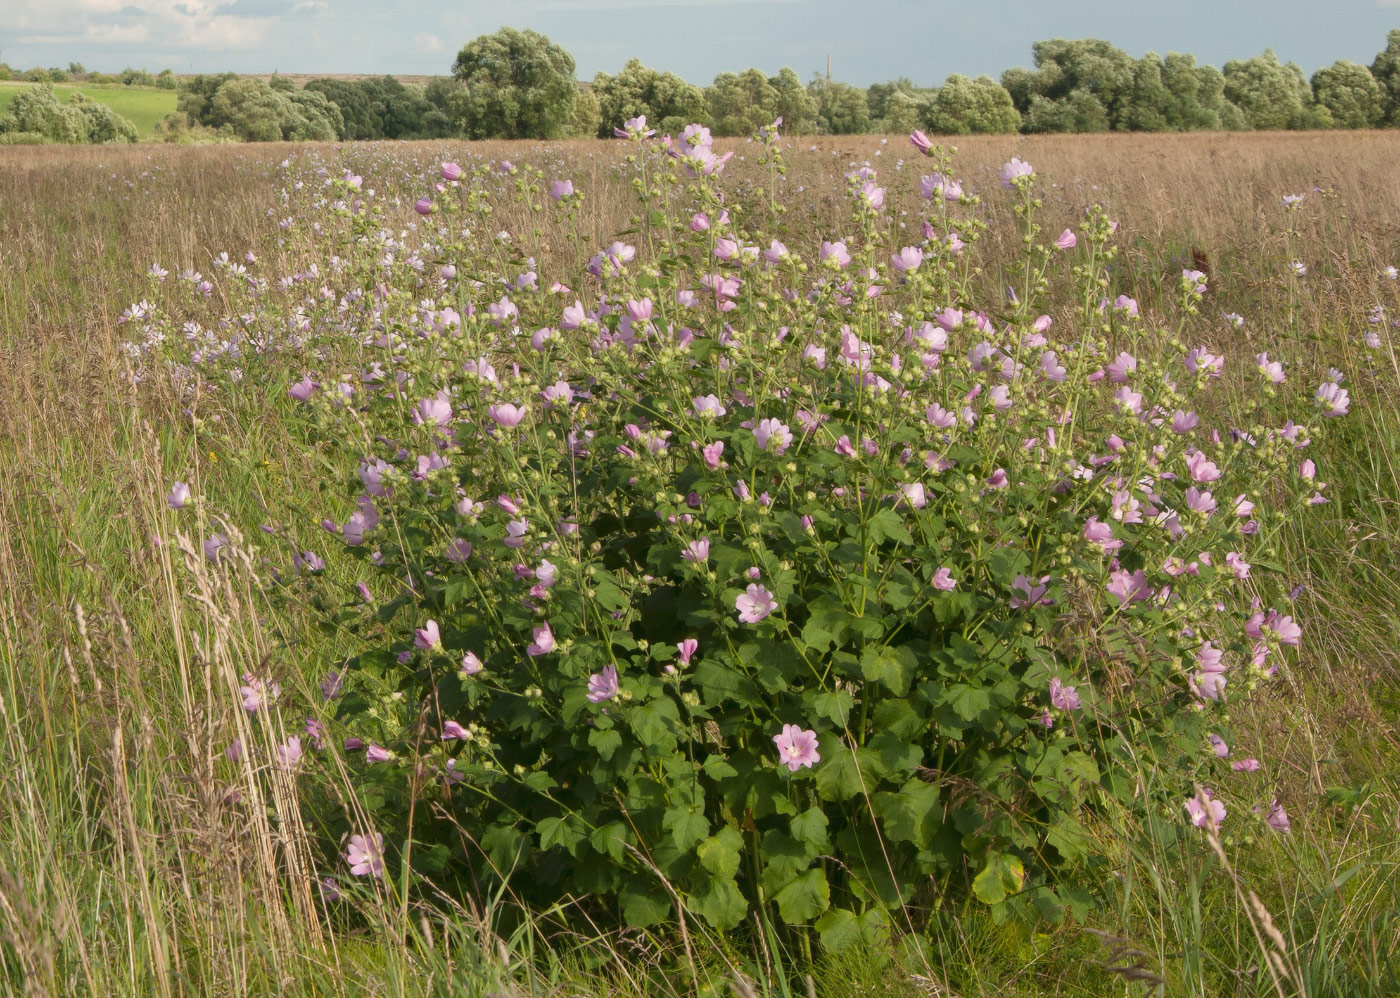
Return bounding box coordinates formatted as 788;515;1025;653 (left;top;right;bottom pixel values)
0;130;1397;997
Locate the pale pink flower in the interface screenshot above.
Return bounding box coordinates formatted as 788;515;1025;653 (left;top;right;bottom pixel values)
1054;228;1077;250
167;481;191;509
754;418;793;455
1185;789;1226;828
277;735;303;771
414;620;442;650
458;651;484;678
1010;574;1052;609
1049;678;1081;710
676;638;698;665
735;584;778;624
414;395;453;427
527;623;556;656
891;246;923;273
345;832;385;877
998;157;1033;187
772;724;821;772
932;567;956;590
489;403;526;428
683;538;711;564
587;664;619;703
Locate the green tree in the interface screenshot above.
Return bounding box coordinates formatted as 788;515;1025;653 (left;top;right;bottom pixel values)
1370;29;1400;125
67;91;139;143
68;62;86;76
156;69;177;90
1223;50;1324;129
205;78;339;141
0;84;85;142
569;86;601;138
877;89;929;134
707;69;778;136
591;58;707;137
1311;59;1383;129
808;76;870;134
451;27;578;139
177;73;241;125
769;68;819;134
925;74;1020;134
867;77;916;122
1000;38;1135;129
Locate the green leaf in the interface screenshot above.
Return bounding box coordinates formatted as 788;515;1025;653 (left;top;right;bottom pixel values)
790;807;830;850
865;508;913;546
588;727;623;761
814;740;863;802
772;867;830;924
812;689;854;727
702;754;739;781
620;884;670;928
945;683;991;722
697;826;744;878
689;872;748;929
860;644;915;695
814;907;884;953
536;815;581;854
588;821;630;863
663;806;709;851
972;852;1025;906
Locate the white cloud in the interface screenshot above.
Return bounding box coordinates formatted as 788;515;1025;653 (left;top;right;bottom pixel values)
414;32;444;52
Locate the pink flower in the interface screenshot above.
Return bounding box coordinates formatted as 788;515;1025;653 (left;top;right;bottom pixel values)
1225;552;1250;578
773;724;821;772
932;567;956;591
676;638;698;665
1106;568;1151;604
683;538;710;564
615;115;655;139
891;246;923;273
1193;640;1227;701
1049;678;1081;710
985;468;1008;489
1084;516;1122;554
1054;229;1077;250
365;743;392;763
1040;351;1067;381
1010;574;1052;609
898;482;927;509
413;395;452;427
458;651;483;678
1257;352;1285;384
1246;610;1302;646
276;735;303;771
240;673;279;713
504;519;528;548
549;179;574;201
1185;347;1223;377
702;441;726;470
819;240;851;269
1314;381;1349;418
1184;449;1221;483
908;130;932;154
735;584;778;624
1185;789;1226;828
167;481;191;509
754;418;793;455
527;623;556;656
999;157;1033;187
440;161;462;182
414;620;442;650
442;720;469;740
587;664;619;703
1106;352;1137;383
1260;799;1291;833
345;832;385;877
289;375;316;402
489;403;526;428
1209;734;1230;757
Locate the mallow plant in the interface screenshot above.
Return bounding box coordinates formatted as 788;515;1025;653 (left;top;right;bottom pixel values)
125;122;1344;952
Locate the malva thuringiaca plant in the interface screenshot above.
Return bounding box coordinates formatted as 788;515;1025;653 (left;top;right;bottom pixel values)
122;119;1345;953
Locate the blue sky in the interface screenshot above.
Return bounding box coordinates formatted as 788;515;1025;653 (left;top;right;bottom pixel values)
2;0;1399;87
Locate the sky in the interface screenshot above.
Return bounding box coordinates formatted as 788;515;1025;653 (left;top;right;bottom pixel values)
2;0;1399;87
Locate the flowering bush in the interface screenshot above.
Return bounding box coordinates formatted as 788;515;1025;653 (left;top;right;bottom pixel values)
126;126;1344;948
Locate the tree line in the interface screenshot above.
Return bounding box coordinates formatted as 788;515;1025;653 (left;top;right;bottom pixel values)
8;27;1400;144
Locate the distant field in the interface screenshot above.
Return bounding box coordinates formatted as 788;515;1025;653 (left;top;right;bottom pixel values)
0;81;177;137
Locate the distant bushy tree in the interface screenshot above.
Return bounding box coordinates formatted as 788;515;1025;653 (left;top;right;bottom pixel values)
1370;29;1400;125
203;78;340;142
867;77;916;123
569;86;601;138
925;74;1020;134
1223;50;1327;129
708;67;815;136
23;67;52;83
592;58;707;137
177;73;241;123
0;84;137;143
808;76;870;134
1311;59;1383;129
121;67;157;88
0;65;12;82
451;28;578;139
48;67;69;83
1001;39;1135;130
269;74;296;93
156;69;177;90
68;62;86;77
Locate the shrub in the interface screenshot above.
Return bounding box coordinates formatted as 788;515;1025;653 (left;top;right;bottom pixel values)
127;127;1340;951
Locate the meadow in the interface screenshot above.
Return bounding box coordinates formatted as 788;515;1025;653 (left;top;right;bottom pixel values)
0;128;1397;998
0;80;177;138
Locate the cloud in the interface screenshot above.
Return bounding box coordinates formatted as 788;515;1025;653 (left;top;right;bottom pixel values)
414;32;444;52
